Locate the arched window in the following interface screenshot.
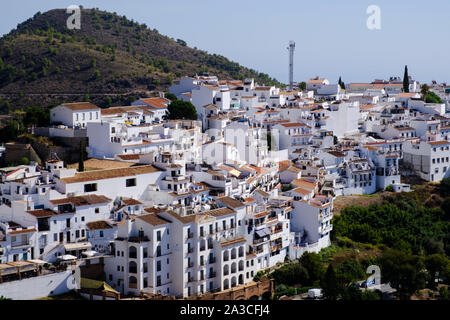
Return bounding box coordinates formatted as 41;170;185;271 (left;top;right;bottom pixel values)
129;276;137;289
238;260;244;272
129;246;137;258
129;261;137;273
223;264;229;276
223;250;229;262
231;262;236;273
231;248;236;259
223;279;229;290
231;276;237;288
239;274;244;285
238;246;244;258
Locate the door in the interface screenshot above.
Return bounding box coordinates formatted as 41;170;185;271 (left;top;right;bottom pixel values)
66;231;71;242
59;232;63;243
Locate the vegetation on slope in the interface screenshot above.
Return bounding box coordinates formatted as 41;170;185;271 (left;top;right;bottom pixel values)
0;8;281;111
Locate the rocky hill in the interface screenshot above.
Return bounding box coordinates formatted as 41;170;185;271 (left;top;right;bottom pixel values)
0;8;282;111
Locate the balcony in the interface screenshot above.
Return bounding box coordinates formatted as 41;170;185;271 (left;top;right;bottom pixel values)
209;257;216;264
186;232;194;239
187;247;193;254
209;271;216;279
188;262;194;268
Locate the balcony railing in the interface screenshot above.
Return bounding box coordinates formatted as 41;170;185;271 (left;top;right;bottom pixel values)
209;257;216;264
187;233;194;239
209;272;216;279
187;247;193;253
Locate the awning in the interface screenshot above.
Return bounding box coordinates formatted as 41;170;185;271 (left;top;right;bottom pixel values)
64;242;92;251
82;250;98;257
29;259;47;265
255;228;270;238
61;254;77;261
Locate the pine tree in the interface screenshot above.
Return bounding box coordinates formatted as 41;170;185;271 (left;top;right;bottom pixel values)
403;65;410;93
78;140;85;172
321;264;340;300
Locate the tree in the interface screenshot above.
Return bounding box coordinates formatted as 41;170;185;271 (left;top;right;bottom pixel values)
19;157;30;165
424;254;450;289
298;82;306;91
338;77;345;90
167;100;197;120
403;65;410;93
378;249;427;299
23;106;50;127
78;141;85;172
271;263;309;286
425;91;443;104
164;93;177;101
104;96;112;108
321;264;340;300
421;84;430;101
299;252;324;285
335;259;366;286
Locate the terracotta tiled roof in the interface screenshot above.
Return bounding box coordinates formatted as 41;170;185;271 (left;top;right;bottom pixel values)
50;194;111;206
137;97;170;109
122;198;142;206
26;209;55;218
217;196;244;209
86;220;113;230
60;102;100;111
280;122;307;128
137;213;171;226
60;165;160;183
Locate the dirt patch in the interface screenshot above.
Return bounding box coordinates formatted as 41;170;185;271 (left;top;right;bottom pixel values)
333;192;388;215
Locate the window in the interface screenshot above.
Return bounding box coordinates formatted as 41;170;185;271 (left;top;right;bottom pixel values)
84;183;97;192
100;230;104;237
53;233;57;241
157;245;161;257
126;178;136;187
81;230;85;237
157;275;161;287
75;230;80;238
81;216;85;221
157;260;161;272
157;231;161;241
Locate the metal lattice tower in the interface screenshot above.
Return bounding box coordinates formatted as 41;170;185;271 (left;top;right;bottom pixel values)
287;41;295;91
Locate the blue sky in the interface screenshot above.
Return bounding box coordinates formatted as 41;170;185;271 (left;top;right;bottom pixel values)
2;0;449;84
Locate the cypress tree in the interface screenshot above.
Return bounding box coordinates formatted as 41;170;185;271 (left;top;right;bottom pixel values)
321;264;340;300
78;140;85;172
403;65;410;93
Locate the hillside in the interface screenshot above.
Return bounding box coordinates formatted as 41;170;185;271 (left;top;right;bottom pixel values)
0;8;282;111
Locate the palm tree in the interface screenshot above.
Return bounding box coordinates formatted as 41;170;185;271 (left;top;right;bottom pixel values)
421;84;430;101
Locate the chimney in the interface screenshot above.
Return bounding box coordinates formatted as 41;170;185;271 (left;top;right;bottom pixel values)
159;92;165;98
